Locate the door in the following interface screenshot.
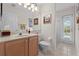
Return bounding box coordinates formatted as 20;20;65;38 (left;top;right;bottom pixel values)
29;36;38;56
62;14;74;43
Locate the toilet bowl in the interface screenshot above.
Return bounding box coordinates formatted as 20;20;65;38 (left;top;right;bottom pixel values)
39;37;52;51
40;41;50;46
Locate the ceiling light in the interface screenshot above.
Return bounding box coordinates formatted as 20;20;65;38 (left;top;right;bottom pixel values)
32;9;34;12
18;3;38;12
28;7;31;10
24;5;27;8
18;3;22;5
24;3;30;6
34;6;38;11
31;4;35;8
26;3;30;5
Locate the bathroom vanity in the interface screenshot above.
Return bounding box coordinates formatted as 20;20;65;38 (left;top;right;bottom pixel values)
0;34;38;56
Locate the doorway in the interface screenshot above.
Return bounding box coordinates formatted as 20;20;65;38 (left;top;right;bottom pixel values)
55;3;76;56
62;14;74;44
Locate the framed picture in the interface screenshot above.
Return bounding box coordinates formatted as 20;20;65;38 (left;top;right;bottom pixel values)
77;17;79;23
29;18;33;27
43;14;52;24
34;18;38;25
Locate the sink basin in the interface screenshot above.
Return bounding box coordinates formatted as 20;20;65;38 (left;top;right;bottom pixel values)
13;34;28;37
20;34;28;36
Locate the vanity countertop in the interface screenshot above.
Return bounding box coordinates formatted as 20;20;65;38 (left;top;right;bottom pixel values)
0;33;38;42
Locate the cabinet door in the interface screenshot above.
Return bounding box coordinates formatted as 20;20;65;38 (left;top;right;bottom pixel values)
25;38;28;56
29;36;38;56
0;43;5;56
5;39;25;56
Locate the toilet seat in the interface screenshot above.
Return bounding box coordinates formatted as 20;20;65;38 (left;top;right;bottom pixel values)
40;41;50;46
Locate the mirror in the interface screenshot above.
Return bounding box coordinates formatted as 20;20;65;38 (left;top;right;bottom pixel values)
0;3;41;34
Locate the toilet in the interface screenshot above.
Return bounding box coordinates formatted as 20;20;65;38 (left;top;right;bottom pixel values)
39;37;52;51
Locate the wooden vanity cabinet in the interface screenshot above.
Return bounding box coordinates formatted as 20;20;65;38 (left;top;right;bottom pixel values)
29;36;38;56
0;42;5;56
0;35;38;56
5;39;25;56
25;38;28;56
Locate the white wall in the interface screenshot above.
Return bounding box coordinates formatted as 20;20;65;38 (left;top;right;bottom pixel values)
39;3;56;49
75;3;79;55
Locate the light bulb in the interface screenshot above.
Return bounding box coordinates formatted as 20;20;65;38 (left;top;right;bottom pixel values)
24;3;30;6
26;3;30;5
31;4;35;8
35;6;38;11
32;9;34;12
28;7;31;10
18;3;22;5
24;5;27;8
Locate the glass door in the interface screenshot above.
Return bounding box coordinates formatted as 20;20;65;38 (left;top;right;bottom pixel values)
63;14;74;43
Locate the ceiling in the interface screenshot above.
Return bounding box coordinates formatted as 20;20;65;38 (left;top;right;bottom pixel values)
55;3;75;12
7;3;75;13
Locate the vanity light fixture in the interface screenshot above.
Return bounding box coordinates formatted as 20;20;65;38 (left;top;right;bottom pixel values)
18;3;38;12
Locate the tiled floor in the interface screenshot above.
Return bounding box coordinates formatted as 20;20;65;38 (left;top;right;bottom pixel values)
56;42;77;56
39;42;77;56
